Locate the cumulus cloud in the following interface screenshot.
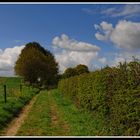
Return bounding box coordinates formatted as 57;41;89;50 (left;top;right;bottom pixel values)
94;20;140;67
95;20;140;50
52;34;134;73
98;50;140;68
52;34;100;52
54;49;99;73
111;20;140;49
101;5;140;18
95;21;113;41
111;51;140;67
0;45;24;76
100;21;113;31
52;34;102;73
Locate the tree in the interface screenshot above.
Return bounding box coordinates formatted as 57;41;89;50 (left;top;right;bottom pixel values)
75;64;89;75
63;68;77;78
14;42;58;88
62;64;89;79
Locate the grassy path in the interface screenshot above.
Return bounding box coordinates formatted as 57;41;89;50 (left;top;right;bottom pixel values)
16;90;71;136
16;89;102;136
7;89;102;136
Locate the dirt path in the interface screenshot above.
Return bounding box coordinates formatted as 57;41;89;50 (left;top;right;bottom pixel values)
3;93;39;136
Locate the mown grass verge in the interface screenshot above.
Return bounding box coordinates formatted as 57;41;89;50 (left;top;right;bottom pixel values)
51;89;104;136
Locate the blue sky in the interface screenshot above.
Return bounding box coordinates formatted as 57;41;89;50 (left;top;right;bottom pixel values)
0;3;140;76
0;4;138;49
0;4;102;48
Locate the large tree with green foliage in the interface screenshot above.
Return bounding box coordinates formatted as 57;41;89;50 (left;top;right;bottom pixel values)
14;42;58;87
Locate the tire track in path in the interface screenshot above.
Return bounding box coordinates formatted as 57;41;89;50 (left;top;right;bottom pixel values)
48;91;70;135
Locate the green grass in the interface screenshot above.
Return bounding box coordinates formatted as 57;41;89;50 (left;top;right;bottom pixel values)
51;89;105;136
17;90;71;136
17;89;105;136
0;77;39;135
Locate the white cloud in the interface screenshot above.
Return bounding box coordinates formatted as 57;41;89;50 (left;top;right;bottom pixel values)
0;45;24;76
52;34;102;73
94;24;100;30
95;20;140;50
99;50;140;68
101;7;116;15
52;34;100;52
95;32;108;41
100;21;113;31
98;57;107;64
54;49;99;73
101;5;140;18
53;33;140;73
94;20;140;67
111;20;140;49
82;8;95;15
111;51;140;67
95;21;113;41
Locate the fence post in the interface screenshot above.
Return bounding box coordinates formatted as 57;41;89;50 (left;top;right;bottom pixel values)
4;85;7;103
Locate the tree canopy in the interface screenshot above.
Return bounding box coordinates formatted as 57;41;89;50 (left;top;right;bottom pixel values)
14;42;58;88
62;64;89;79
75;64;89;75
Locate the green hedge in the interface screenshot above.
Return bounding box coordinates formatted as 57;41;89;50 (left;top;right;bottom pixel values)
58;61;140;136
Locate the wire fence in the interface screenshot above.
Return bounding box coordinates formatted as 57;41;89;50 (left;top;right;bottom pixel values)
0;84;23;103
0;77;26;104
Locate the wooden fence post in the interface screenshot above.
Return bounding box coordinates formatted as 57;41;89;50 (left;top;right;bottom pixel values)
4;85;7;103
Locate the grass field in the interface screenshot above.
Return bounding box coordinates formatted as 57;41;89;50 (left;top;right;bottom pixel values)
0;77;39;134
17;89;103;136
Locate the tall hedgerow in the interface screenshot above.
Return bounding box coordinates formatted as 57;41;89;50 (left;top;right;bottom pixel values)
58;60;140;136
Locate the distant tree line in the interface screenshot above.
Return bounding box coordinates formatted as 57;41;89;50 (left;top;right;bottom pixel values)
61;64;89;79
